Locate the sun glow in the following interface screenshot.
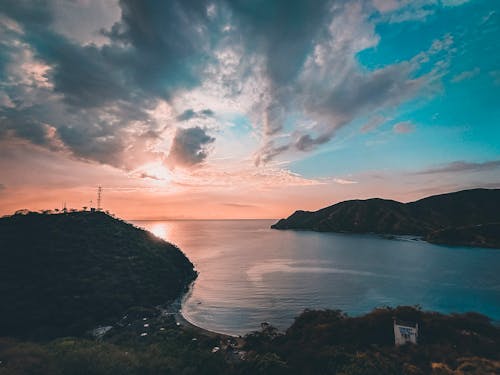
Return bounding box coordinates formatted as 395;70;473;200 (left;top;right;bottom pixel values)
139;162;173;182
149;223;169;240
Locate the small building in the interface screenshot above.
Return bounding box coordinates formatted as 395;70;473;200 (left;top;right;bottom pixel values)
393;319;418;346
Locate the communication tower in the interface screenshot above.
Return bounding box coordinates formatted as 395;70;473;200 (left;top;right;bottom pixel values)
97;186;102;211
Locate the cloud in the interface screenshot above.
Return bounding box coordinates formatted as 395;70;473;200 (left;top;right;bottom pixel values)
0;0;223;172
166;127;215;168
227;0;331;87
104;0;213;98
221;202;258;208
253;1;450;163
388;8;434;23
0;0;464;175
361;115;386;133
0;92;15;109
0;1;168;170
50;0;121;46
332;178;358;185
295;133;332;151
0;183;5;191
254;141;289;166
176;108;215;122
451;67;480;83
441;0;472;7
415;160;500;175
371;0;401;13
139;172;162;181
393;121;414;134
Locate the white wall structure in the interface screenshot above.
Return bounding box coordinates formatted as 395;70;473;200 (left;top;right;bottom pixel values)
394;320;418;346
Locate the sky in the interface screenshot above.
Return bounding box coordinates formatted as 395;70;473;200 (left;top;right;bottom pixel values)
0;0;499;219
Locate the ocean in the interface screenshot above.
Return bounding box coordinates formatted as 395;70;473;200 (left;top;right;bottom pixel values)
132;219;500;336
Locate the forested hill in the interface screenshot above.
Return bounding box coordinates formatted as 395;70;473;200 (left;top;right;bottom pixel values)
0;210;197;339
271;188;500;248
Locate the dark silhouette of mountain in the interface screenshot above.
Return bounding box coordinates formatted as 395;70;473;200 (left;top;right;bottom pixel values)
0;211;197;339
272;188;500;248
426;223;500;249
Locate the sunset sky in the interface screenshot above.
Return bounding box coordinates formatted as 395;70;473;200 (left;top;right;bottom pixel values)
0;0;499;219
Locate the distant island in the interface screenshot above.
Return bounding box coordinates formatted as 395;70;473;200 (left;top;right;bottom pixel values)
272;188;500;249
0;210;197;339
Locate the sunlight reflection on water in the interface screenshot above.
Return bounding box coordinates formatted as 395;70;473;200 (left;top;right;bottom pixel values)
148;222;170;240
132;220;500;336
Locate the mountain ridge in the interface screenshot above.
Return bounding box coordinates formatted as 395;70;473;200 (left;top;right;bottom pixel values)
271;188;500;248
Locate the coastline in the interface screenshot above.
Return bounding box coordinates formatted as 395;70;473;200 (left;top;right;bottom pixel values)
174;280;239;340
174;310;236;339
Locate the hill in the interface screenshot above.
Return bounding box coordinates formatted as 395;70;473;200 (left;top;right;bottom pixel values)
271;189;500;248
0;211;197;339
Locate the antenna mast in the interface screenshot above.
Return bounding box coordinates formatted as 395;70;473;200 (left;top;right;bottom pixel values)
97;186;102;211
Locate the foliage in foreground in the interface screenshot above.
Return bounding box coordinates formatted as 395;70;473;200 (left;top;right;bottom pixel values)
242;306;500;374
0;307;499;375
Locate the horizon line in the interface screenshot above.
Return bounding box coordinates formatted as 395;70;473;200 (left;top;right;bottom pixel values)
128;218;280;221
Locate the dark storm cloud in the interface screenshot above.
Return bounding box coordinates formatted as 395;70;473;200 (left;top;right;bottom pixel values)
0;1;127;108
57;125;125;167
38;36;129;107
0;116;51;148
1;0;216;104
105;0;215;99
166;127;215;168
226;0;331;85
54;105;162;169
0;0;223;169
0;0;52;27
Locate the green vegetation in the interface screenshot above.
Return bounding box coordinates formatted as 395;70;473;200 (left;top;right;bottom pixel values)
0;210;196;339
241;306;500;374
272;188;500;248
0;307;498;374
0;316;230;375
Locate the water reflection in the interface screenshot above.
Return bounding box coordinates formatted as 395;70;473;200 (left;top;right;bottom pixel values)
133;220;500;336
148;222;170;241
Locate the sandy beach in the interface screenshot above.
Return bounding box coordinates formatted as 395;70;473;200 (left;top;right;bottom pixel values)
174;310;236;340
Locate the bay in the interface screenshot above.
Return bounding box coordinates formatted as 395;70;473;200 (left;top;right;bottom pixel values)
132;219;500;336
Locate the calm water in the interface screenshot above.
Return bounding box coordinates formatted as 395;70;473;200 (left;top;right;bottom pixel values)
132;220;500;336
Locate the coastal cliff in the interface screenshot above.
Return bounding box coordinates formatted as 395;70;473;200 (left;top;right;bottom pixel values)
272;188;500;248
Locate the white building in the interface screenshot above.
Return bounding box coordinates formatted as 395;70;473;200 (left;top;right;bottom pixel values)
394;319;418;346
